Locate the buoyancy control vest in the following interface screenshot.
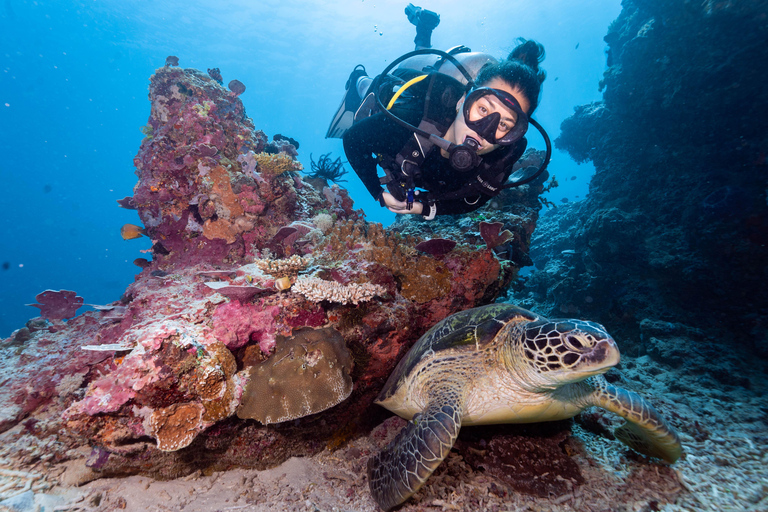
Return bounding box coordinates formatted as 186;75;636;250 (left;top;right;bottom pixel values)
328;47;551;207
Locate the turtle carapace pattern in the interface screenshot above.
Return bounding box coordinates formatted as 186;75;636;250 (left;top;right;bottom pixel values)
367;303;682;511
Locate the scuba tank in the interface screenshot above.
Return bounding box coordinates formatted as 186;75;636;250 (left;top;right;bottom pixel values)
327;47;493;139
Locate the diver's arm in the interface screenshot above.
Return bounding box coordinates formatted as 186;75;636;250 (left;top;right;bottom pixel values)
343;112;411;201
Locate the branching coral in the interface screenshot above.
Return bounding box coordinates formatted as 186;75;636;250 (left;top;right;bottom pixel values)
254;254;311;278
307;152;348;184
292;277;386;305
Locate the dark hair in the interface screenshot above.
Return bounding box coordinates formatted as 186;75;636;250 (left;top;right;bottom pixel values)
475;39;546;114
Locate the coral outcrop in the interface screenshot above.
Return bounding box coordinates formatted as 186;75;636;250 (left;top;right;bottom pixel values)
0;64;544;481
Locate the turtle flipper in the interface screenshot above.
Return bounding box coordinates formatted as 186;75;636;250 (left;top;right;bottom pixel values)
368;401;462;511
589;376;683;463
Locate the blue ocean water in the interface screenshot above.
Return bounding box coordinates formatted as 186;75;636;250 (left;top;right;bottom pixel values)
0;0;621;337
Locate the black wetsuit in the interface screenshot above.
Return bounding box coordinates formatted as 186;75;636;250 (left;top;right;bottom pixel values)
342;73;527;217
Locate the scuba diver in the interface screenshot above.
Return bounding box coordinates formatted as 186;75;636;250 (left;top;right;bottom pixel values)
326;4;550;220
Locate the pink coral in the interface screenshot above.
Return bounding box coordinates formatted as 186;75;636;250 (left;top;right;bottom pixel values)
212;301;279;353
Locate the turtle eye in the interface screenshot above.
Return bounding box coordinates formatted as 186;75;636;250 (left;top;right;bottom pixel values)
565;335;584;350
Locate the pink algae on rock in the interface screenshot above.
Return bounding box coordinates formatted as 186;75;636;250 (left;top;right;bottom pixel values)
212;301;280;353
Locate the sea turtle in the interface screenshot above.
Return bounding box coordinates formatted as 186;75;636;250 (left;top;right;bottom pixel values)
368;303;682;511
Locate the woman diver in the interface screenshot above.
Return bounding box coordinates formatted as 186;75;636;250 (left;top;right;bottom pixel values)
327;4;549;220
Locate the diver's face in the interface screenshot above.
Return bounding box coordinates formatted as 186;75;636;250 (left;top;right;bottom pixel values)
448;78;531;155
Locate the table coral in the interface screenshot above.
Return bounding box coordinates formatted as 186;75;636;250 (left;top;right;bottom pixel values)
28;290;84;320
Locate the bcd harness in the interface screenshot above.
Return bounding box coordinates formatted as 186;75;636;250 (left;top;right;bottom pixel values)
375;70;526;216
355;48;551;218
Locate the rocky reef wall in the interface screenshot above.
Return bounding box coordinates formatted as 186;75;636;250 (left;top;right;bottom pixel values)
513;0;768;354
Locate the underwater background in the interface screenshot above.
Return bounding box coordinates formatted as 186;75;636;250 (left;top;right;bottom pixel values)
1;1;767;510
0;0;620;337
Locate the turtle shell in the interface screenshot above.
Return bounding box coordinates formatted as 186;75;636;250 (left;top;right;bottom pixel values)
377;303;539;402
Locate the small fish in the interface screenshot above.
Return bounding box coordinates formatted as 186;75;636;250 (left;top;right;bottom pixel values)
575;43;580;49
121;223;146;240
561;198;569;203
571;176;577;181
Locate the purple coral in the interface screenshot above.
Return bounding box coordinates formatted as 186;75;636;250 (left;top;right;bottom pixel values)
204;282;272;302
116;196;137;210
480;221;514;250
228;79;246;97
207;67;223;84
28;289;84;320
415;238;457;257
273;226;299;245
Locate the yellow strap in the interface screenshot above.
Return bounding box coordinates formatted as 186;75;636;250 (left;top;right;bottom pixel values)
386;74;428;110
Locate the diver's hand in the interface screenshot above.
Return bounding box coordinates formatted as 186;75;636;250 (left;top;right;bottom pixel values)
381;192;424;215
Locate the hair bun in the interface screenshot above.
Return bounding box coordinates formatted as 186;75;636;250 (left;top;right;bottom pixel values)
508;39;546;83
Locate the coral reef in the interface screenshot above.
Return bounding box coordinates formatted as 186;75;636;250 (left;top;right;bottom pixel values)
131;65;327;269
0;63;543;484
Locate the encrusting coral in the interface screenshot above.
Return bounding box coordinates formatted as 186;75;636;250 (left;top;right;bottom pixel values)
237;327;353;425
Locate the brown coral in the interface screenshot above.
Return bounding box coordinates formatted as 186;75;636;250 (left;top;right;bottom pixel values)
253;152;303;176
148;402;205;451
319;220;451;303
237;327;353;424
201;165;247;244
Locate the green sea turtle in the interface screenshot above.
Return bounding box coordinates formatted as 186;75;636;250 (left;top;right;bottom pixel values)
368;303;682;511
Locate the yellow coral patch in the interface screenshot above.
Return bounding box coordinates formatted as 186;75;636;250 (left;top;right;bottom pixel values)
252;153;303;176
319;220;452;303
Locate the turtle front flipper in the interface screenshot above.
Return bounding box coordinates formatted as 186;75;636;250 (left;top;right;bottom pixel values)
588;376;683;463
368;399;462;511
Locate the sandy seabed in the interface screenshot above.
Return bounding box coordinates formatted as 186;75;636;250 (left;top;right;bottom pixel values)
0;344;766;512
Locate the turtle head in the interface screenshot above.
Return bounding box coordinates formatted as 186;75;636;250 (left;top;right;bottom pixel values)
513;318;620;388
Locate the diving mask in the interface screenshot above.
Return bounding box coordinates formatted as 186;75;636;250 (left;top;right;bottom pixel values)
462;87;528;145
